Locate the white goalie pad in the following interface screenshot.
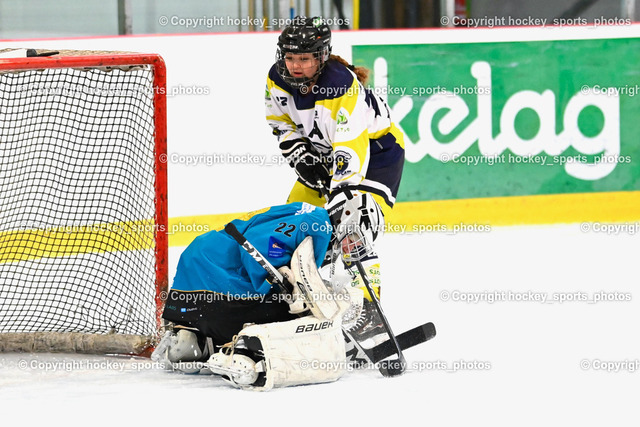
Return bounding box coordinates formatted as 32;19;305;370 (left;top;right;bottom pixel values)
215;316;346;391
290;236;342;320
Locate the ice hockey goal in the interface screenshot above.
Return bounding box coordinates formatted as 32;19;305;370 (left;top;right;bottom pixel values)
0;49;168;355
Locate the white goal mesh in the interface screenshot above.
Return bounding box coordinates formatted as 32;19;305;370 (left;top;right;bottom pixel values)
0;50;168;354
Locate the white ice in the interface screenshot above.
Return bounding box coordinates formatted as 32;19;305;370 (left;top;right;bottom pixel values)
1;223;639;426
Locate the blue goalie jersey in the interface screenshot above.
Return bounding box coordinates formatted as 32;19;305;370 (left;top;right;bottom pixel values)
170;202;333;298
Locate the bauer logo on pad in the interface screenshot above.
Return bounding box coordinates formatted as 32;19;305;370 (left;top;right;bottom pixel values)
268;236;287;258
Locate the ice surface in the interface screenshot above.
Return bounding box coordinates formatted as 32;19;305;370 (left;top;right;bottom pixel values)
1;223;638;426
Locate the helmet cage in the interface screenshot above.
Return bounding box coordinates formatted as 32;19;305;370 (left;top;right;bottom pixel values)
332;225;375;263
328;191;381;262
275;47;329;89
275;16;331;89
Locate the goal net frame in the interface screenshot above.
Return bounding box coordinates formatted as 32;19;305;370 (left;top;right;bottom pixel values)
0;50;168;356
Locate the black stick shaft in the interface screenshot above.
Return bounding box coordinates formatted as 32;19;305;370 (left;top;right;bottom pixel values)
224;222;289;294
319;177;406;374
356;260;407;373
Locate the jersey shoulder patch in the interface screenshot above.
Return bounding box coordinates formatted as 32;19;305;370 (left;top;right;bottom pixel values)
267;236;287;258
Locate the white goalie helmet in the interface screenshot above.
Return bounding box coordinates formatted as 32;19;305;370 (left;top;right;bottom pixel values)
326;189;384;261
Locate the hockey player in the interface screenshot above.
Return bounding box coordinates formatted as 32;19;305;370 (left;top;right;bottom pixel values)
265;16;405;344
152;202;353;390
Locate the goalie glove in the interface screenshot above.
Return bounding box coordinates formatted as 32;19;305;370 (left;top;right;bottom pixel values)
278;237;342;320
279;137;330;189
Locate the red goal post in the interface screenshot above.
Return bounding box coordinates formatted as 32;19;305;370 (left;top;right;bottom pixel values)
0;49;168;355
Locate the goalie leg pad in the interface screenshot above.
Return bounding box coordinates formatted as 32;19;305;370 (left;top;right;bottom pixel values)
213;316;346;391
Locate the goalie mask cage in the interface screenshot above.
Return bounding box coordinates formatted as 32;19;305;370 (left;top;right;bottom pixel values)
0;50;168;355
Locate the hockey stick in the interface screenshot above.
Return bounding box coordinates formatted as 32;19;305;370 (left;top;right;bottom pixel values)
353;261;406;376
317;181;407;376
371;321;436;363
345;321;436;366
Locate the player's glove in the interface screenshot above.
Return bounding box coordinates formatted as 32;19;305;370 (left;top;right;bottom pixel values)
279;138;330;189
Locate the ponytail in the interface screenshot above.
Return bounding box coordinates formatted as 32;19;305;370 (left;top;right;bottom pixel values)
329;54;370;86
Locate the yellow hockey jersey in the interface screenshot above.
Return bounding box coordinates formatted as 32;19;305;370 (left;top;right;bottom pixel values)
265;60;405;207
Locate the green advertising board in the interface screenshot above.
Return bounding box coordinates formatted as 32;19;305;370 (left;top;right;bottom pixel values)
353;39;640;206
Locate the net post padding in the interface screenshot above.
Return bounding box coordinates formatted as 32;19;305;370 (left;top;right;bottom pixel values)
0;332;153;355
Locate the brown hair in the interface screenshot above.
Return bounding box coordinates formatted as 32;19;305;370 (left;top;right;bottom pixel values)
329;54;370;86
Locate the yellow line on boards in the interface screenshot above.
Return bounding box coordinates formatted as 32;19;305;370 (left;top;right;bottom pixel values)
386;191;640;229
2;192;636;261
167;191;640;247
0;219;156;263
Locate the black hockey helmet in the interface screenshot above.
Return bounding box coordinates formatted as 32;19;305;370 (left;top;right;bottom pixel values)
276;16;332;89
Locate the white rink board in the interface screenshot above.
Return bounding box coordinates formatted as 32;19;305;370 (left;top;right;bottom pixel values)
2;24;640;217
